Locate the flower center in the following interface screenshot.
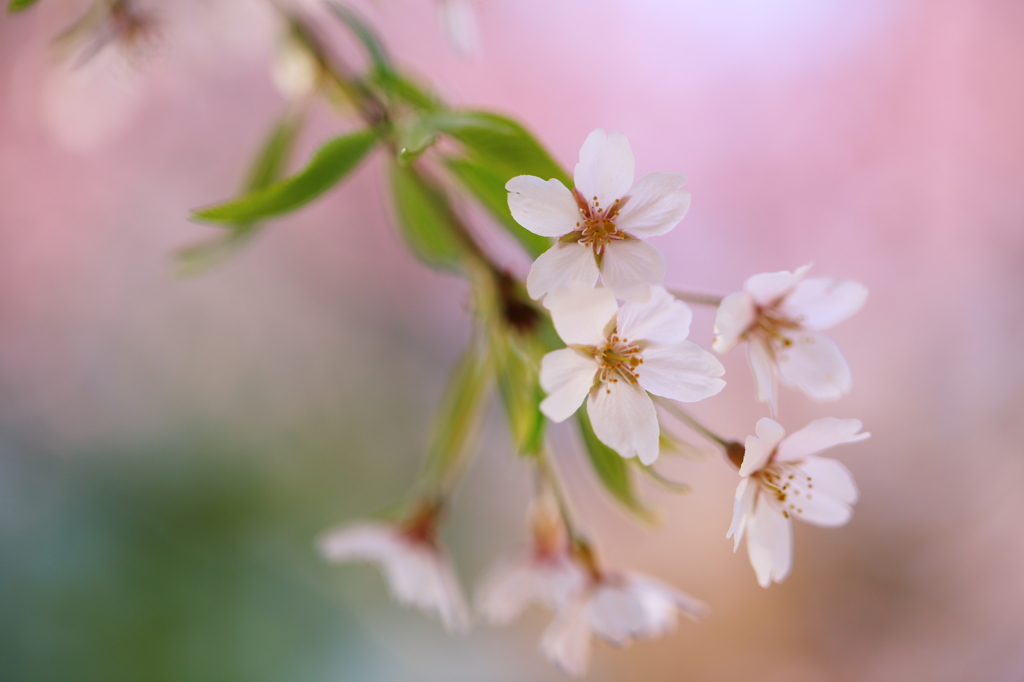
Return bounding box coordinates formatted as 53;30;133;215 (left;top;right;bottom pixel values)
562;189;627;258
747;305;803;349
755;462;814;519
596;333;643;388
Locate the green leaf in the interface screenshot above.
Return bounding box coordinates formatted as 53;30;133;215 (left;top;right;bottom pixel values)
433;111;567;257
494;332;546;457
370;70;439;111
445;158;551;258
575;409;653;520
243;111;305;194
194;128;377;225
423;340;493;490
325;2;394;76
396;117;438;166
388;163;466;272
431;110;571;186
8;0;40;13
177;112;306;274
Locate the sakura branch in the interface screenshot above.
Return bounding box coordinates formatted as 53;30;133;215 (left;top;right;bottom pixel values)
12;0;875;675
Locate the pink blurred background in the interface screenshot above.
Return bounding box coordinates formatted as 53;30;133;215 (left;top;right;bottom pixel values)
2;1;1024;680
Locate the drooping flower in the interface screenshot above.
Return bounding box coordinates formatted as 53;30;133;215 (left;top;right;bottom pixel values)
712;265;868;416
541;569;709;677
476;491;587;624
539;285;724;465
318;502;470;634
507;129;691;302
727;417;869;587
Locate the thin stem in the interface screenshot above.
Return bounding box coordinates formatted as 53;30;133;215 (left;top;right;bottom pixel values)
667;288;724;307
655;397;730;447
534;445;586;545
655;398;747;470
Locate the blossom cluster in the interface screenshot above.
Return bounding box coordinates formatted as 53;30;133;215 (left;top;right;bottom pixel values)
320;128;870;674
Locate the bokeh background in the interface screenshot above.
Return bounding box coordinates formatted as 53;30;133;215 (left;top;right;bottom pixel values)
2;1;1024;680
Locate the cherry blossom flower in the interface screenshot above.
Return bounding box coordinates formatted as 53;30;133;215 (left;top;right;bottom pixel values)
476;493;587;624
539;285;724;464
437;0;479;56
318;503;470;634
507;129;691;302
541;569;709;677
727;417;869;587
712;265;868;415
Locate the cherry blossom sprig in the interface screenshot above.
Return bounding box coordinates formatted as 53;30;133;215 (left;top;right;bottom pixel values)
0;0;876;671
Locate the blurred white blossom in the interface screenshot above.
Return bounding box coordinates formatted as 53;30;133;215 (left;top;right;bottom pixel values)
541;570;708;677
728;417;868;587
318;511;470;633
476;492;586;624
713;265;868;415
507;129;691;302
540;285;724;464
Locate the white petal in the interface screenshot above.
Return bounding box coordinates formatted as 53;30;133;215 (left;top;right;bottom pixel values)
614;172;690;238
727;477;757;550
739;418;786;476
745;494;793;587
744;264;812;306
539;348;597;423
798;457;859;505
475;551;586;625
776;417;869;462
506;175;581;238
574;129;635;208
747;340;778;417
783;278;868;331
630;574;709;624
526;242;600;301
638;342;725;403
599;239;666;303
437;0;478;55
543;285;617;346
540;598;593;678
712;292;756;354
775;332;852;402
790;482;853;528
587;381;660;465
587;582;650;646
318;522;397;562
380;544;471;634
617;285;691;346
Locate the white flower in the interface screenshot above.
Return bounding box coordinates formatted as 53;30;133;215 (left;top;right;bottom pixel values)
727;417;869;587
712;265;868;415
507;129;691;302
318;512;470;634
476;549;587;625
539;285;724;464
541;571;709;677
437;0;479;56
476;492;587;624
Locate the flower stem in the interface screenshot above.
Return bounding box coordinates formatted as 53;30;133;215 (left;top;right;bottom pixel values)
654;398;746;470
667;288;724;307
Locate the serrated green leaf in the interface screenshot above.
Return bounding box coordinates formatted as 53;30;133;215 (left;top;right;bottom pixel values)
8;0;40;13
389;163;466;272
194;128;377;224
576;409;652;520
445;158;551;258
423;340;493;490
431;110;571;186
325;2;394;76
